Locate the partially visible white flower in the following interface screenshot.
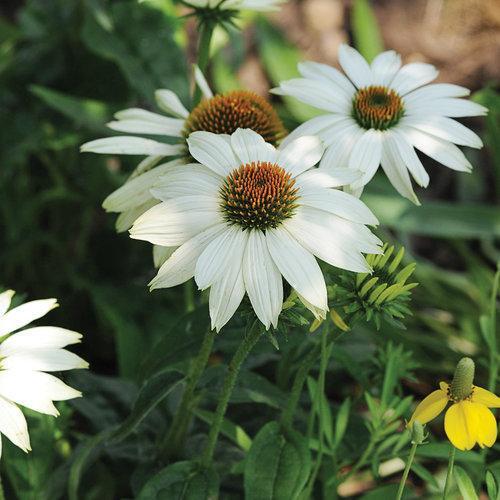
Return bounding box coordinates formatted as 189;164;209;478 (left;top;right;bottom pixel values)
183;0;286;12
82;69;285;267
272;44;487;204
0;290;88;457
130;128;380;332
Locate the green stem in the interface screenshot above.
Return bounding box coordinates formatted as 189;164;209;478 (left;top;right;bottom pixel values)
488;265;500;393
442;446;456;499
159;327;216;461
193;22;215;107
201;320;263;466
184;279;195;313
342;436;377;482
396;441;418;500
0;473;5;500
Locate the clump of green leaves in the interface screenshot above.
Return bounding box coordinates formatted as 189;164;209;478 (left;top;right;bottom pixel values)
334;245;418;329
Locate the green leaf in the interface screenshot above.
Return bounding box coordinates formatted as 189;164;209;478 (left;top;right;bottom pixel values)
244;422;311;500
333;397;351;450
415;443;483;463
410;462;439;490
351;0;384;62
111;370;184;443
137;461;219;500
454;466;479;500
486;470;499;500
307;376;334;447
194;409;252;452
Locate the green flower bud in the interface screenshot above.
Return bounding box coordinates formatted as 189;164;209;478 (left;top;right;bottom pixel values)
450;357;475;401
410;420;425;445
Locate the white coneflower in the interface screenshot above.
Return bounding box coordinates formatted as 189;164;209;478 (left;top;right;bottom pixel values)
0;290;88;457
272;44;487;203
81;69;285;266
130;128;380;331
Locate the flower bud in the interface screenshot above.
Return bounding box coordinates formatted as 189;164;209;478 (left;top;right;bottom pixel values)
410;420;425;445
450;357;475;401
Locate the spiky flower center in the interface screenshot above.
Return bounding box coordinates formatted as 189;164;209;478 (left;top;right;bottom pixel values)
184;90;286;145
352;85;404;130
220;162;299;230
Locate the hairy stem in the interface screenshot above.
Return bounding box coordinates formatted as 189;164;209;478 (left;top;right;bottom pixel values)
193;22;214;107
442;446;456;499
396;441;418;500
201;320;263;466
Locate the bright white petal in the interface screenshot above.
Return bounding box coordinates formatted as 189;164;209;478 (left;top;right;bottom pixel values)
295;168;362;189
0;290;15;317
103;160;183;213
401;115;482;149
403;83;470;106
348;129;383;186
243;230;283;329
231;128;277;165
370;50;401;86
107;108;184;137
151;163;221;201
297;61;356;99
338;44;373;88
380;137;420;204
0;327;82;355
2;348;88;372
155;89;190;118
80;137;184;156
130;196;222;246
115;199;158;233
195;227;248;290
399;125;473;172
0;396;30;453
0;299;58;337
390;63;438;95
405;98;488;118
280;115;347;149
277;136;324;177
390;129;429;187
150;224;227;290
266;228;327;312
153;245;176;268
187;132;239;176
194;65;213;99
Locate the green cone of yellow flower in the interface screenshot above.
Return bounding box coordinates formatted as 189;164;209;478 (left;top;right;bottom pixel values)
408;357;500;450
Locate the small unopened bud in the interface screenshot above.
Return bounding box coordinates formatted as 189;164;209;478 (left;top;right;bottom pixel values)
411;420;425;445
450;357;475;401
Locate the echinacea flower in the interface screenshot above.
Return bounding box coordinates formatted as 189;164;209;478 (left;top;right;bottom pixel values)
408;358;500;451
130;128;381;331
81;69;285;267
272;44;487;203
0;290;88;456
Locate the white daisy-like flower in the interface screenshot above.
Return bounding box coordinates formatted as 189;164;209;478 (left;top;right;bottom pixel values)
81;69;285;267
0;290;88;457
272;44;487;204
130;128;381;331
183;0;286;13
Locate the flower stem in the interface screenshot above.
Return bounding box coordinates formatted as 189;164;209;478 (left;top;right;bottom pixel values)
160;326;217;461
0;474;5;500
442;446;456;499
201;320;263;466
184;279;195;313
193;22;215;107
396;441;418;500
487;265;500;393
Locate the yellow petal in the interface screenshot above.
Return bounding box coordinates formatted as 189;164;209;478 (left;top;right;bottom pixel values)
444;401;478;450
471;403;498;448
471;385;500;408
408;389;448;427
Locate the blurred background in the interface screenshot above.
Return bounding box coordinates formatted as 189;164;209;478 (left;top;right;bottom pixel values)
0;0;499;497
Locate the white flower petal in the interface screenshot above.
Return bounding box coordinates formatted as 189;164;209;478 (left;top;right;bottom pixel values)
187;131;239;176
0;299;58;337
194;65;214;99
130;196;222;246
80;137;184;156
405;98;488;118
399;125;473;172
348;129;383;186
0;395;30;453
195;227;248;291
155;89;190;118
338;44;373;88
380;137;420;204
231;128;277;165
151;163;222;201
277;136;324;177
2;348;88;372
150;224;227;290
299;188;378;225
242;230;283;329
153;245;176;268
297;61;356;98
401;115;482;149
391;63;439;95
403;83;471;106
115;199;158;233
370;50;401;86
295;168;362;189
266;228;327;312
103;160;183;213
283;206;371;272
0;327;81;355
0;290;15;317
280;115;347;149
107;116;184;137
390;129;429;187
271;78;352;113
